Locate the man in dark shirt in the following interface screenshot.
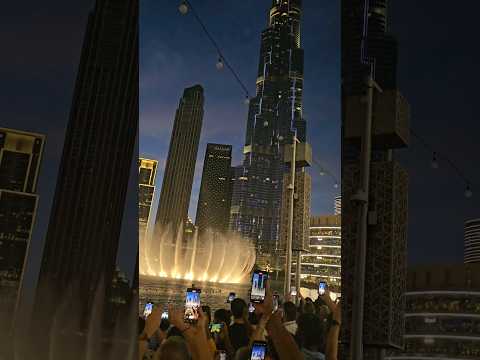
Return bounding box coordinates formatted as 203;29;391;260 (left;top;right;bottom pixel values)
228;298;251;353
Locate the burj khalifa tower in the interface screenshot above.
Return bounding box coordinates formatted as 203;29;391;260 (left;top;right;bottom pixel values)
230;0;306;268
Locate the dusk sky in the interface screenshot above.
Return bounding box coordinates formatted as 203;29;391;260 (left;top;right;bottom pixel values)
140;0;341;228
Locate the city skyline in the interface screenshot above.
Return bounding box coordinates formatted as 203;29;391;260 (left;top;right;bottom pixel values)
139;0;341;235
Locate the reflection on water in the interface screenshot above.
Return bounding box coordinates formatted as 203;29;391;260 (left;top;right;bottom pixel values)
139;276;251;313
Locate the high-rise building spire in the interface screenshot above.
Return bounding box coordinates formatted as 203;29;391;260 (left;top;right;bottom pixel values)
230;1;307;269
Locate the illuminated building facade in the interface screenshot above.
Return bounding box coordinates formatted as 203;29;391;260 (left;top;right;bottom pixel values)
195;144;233;234
138;158;158;240
464;218;480;264
34;0;138;338
296;215;341;294
387;264;480;360
0;128;44;336
334;195;341;215
155;85;204;233
230;0;306;266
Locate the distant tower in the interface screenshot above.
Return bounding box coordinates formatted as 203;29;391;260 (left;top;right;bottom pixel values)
464;218;480;264
155;85;204;233
138;158;158;240
0;128;44;335
34;0;138;339
334;195;341;215
195;144;233;235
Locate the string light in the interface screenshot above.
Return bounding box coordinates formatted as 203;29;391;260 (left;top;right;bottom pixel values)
178;0;250;101
411;129;474;199
178;2;188;15
465;185;473;198
244;96;250;105
431;152;439;169
216;57;224;70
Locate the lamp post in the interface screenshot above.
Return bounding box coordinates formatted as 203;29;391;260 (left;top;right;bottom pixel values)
284;130;299;298
349;73;382;360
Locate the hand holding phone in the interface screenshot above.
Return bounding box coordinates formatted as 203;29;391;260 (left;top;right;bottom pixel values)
184;287;201;323
250;341;267;360
143;302;153;318
318;281;328;296
250;270;268;303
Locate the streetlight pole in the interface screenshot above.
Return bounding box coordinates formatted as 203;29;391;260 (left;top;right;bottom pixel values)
349;74;382;360
284;131;298;298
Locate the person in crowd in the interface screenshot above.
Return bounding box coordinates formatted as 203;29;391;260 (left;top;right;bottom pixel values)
296;313;326;359
202;305;217;354
282;301;298;335
156;336;190;360
228;298;252;353
213;309;235;357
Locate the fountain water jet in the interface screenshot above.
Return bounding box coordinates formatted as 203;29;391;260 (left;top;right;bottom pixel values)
140;224;256;284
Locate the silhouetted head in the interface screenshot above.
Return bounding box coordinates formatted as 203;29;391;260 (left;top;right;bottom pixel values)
157;336;190;359
283;301;297;322
231;298;247;319
214;308;230;324
296;313;326;352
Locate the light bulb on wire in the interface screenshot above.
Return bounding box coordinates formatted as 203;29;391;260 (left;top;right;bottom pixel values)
319;169;325;176
333;182;339;189
465;185;473;198
216;57;224;70
431;152;439;169
244;96;250;105
178;2;189;15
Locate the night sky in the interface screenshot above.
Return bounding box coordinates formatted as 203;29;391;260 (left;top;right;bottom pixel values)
390;1;480;265
140;0;341;230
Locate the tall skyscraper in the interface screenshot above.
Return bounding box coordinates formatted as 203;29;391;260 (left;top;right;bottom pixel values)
138;157;158;240
342;0;409;357
230;0;306;266
155;85;204;232
195;144;233;234
0;128;44;336
464;218;480;264
34;0;138;338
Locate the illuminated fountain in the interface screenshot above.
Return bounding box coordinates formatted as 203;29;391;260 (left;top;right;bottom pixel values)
140;224;256;284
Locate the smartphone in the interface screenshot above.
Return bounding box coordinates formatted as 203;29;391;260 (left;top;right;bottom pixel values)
143;302;153;318
209;323;224;334
273;294;279;311
218;350;227;360
248;302;255;313
250;340;267;360
161;311;168;320
290;286;297;296
318;281;328;296
227;292;236;303
184;287;201;323
250;270;268;303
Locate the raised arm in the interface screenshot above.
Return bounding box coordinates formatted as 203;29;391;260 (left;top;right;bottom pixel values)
256;282;304;360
